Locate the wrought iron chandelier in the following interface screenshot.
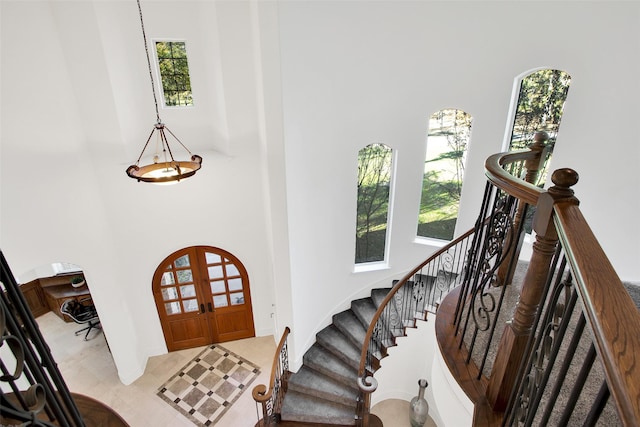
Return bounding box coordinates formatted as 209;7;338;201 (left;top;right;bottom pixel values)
126;0;202;184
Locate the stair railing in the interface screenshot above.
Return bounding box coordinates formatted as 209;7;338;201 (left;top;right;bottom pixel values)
356;133;550;426
1;250;86;427
252;326;291;427
441;149;640;424
496;169;640;426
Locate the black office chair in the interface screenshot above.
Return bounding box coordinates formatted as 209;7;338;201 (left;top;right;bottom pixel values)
60;298;101;341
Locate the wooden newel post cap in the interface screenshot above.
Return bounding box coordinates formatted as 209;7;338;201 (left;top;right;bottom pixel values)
548;168;579;198
533;168;579;236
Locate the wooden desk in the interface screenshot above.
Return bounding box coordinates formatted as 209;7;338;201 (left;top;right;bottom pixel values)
43;284;91;322
19;273;91;322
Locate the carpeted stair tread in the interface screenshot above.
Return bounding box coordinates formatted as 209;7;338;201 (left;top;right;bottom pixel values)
333;310;367;348
303;343;359;390
281;390;356;425
316;325;361;370
351;298;377;327
288;366;358;407
370;288;392;307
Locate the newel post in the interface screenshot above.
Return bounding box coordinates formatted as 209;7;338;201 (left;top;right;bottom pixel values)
357;376;378;427
496;131;549;288
486;168;579;410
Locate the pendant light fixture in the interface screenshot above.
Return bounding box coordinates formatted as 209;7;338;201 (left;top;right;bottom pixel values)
126;0;202;184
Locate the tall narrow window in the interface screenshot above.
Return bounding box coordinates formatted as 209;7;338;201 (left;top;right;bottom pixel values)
155;41;193;107
417;109;472;241
355;144;394;264
509;69;571;185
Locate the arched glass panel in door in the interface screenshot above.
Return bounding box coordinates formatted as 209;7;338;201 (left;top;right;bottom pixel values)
159;253;199;315
205;251;246;308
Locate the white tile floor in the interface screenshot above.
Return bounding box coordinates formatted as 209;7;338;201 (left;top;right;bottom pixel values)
36;312;426;427
37;312;276;427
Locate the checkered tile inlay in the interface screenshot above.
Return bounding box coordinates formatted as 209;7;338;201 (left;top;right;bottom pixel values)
157;344;260;426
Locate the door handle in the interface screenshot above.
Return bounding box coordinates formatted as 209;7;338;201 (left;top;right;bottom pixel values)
200;304;205;314
208;302;213;312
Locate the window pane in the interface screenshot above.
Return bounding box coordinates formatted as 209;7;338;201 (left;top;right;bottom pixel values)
180;284;196;298
210;280;225;294
165;301;181;315
229;292;244;305
205;252;221;264
161;287;178;301
226;264;240;277
155;41;193;107
176;269;193;283
417;109;472;241
161;272;175;286
172;42;187;58
174;255;190;267
509;69;571;187
208;265;223;279
355;143;393;264
213;295;228;308
228;278;243;292
183;299;198;312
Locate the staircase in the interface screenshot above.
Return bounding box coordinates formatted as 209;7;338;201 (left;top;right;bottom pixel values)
280;284;430;425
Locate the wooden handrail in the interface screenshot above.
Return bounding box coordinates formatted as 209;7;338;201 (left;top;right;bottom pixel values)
484;150;544;206
357;227;476;378
553;202;640;424
252;326;290;424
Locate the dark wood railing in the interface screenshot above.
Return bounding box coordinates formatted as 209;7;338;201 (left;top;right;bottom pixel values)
552;200;640;424
253;326;291;427
356;131;640;426
499;171;640;426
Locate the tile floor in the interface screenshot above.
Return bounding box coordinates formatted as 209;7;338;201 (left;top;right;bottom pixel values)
36;312;429;427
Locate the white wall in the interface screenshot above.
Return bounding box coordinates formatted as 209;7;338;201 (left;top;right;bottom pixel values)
372;319;474;427
276;0;640;365
1;1;279;384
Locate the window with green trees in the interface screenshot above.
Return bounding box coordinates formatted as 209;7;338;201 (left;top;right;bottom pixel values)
416;109;472;241
155;41;193;107
509;69;571;185
355;143;394;264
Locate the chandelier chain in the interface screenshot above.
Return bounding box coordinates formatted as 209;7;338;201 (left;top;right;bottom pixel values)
136;0;161;123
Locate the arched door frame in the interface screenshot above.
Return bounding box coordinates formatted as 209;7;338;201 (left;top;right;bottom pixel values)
152;245;256;351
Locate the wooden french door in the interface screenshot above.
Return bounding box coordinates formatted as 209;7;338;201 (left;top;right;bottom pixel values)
153;246;255;351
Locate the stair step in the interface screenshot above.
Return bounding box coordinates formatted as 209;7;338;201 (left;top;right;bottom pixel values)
316;325;361;371
281;390;356;425
333;310;366;348
288;366;358;407
303;343;359;390
351;297;377;327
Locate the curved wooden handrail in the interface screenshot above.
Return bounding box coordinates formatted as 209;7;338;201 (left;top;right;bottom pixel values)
357;227;475;378
484;150;544;206
252;326;290;405
553;202;640;425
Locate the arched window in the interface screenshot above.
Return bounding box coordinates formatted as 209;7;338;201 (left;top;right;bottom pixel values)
508;69;571;185
355;143;394;265
417;109;473;241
